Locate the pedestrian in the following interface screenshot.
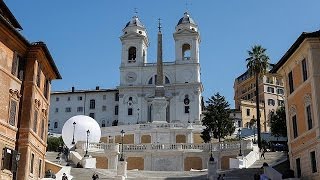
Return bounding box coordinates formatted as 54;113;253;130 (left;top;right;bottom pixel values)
62;173;68;180
222;174;225;180
261;147;266;159
92;172;99;180
217;174;221;180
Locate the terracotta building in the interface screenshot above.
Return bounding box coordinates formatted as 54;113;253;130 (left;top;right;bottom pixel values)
0;1;61;179
234;69;285;132
271;30;320;179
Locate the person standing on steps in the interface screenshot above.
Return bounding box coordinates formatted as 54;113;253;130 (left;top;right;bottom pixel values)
261;147;266;159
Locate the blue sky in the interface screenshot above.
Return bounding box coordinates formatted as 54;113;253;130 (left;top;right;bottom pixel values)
5;0;320;107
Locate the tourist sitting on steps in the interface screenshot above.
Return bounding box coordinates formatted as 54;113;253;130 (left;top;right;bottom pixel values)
92;172;99;180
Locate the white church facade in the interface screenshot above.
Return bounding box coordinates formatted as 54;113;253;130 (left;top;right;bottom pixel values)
118;12;202;126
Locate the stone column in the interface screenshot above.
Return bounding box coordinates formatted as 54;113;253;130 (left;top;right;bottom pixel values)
116;161;127;180
207;158;217;180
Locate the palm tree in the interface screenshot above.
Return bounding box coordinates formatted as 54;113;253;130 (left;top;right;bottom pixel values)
246;45;269;149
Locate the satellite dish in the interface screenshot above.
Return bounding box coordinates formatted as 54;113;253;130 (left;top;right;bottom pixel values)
62;115;101;149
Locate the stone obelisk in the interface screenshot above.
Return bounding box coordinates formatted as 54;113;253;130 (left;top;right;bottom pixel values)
152;19;168;123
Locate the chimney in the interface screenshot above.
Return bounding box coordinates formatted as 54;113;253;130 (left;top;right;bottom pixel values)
72;86;75;92
96;86;100;90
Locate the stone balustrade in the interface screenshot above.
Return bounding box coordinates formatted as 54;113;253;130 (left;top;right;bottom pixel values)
77;140;253;153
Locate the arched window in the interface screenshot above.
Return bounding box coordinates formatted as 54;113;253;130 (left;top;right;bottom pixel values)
148;75;170;85
128;47;136;63
182;44;191;60
102;120;106;127
184;95;190;113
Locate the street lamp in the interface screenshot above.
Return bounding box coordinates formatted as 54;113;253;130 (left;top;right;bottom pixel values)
209;129;214;161
84;129;90;157
238;128;242;156
120;130;125;161
72;122;76;144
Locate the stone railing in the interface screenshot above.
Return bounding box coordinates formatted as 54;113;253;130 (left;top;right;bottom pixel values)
79;140;252;153
139;122;187;130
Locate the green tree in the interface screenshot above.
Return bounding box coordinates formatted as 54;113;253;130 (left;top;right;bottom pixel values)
47;136;64;152
270;106;287;137
246;45;269;149
201;93;235;142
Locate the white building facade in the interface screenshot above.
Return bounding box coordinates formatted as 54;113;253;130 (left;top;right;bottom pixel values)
49;87;119;133
118;12;203;126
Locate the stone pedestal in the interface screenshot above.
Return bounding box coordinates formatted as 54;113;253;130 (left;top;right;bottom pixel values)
81;156;96;168
207;159;217;180
151;95;168;123
116;160;127;179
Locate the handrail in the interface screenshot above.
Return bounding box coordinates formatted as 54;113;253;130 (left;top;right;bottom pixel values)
79;140;253;153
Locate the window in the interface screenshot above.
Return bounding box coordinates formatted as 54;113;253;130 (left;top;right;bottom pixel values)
54;122;58;128
89;113;95;119
38;159;42;178
77;107;83;112
11;52;19;77
277;88;284;95
182;43;191;60
90;99;95;109
30;153;34;174
266;77;273;84
115;93;119;101
296;158;301;178
36;63;41;87
43;79;49;99
102;106;106;111
33;111;38;133
40;119;45;139
148;77;153;84
102;120;106;127
165;76;170;84
278;100;284;106
9;100;17;126
1;148;13;171
184;106;190;113
67;97;71;101
246;109;250;116
65;107;71;112
56;97;59;101
55;108;58;113
103;95;106;100
128;47;136;62
184;95;190;113
115;105;119;115
302;59;308;81
128;108;133;115
78;96;82;101
288;71;294;94
292;115;298;138
268;99;275;106
267;87;274;93
306;105;313;130
311;151;317;173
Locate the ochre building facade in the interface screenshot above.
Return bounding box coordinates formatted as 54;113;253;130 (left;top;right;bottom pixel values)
0;1;61;179
271;30;320;179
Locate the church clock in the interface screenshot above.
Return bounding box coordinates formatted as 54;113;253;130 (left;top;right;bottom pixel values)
125;72;137;83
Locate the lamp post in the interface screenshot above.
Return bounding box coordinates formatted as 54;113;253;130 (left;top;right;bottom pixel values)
238;128;242;156
209;129;214;161
72;121;76;144
84;129;90;157
120;130;125;161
